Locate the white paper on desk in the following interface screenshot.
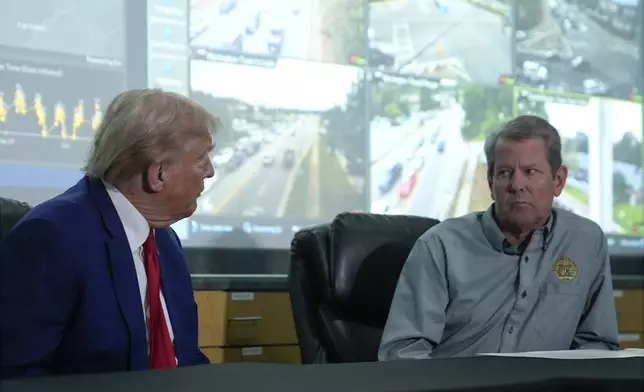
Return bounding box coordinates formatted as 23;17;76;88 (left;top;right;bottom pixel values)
479;349;644;359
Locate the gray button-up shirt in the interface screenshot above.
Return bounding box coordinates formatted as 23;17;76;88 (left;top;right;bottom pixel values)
379;207;620;360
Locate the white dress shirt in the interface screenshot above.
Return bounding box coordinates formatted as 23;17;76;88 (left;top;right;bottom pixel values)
104;184;175;349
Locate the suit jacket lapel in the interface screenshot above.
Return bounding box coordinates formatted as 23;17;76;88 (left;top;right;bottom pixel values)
106;239;149;369
86;176;148;370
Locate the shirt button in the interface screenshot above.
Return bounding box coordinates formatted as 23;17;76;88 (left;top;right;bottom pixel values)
508;326;514;334
521;291;527;299
524;256;529;263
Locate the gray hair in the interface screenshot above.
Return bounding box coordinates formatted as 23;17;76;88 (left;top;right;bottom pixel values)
484;115;562;178
84;89;217;185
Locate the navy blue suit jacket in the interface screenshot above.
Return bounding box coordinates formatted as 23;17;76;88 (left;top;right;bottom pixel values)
0;176;209;378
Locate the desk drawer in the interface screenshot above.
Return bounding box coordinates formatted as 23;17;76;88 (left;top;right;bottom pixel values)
196;291;298;347
614;289;644;332
202;345;301;364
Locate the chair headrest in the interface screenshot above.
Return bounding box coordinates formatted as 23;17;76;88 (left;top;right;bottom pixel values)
329;213;439;323
0;197;31;240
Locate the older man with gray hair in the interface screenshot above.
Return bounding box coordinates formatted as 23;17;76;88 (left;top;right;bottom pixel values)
0;89;215;378
379;115;619;360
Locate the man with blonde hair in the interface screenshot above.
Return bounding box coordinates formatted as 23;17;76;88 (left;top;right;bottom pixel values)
0;89;215;378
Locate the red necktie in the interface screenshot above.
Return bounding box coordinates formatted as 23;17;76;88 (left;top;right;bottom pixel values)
142;230;177;369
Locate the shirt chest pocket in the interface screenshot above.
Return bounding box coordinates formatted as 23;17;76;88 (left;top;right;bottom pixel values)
535;283;585;348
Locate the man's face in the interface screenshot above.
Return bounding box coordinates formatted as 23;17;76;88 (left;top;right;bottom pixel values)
488;138;567;232
161;132;215;221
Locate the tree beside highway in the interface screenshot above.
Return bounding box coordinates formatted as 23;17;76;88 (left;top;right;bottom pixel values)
320;0;366;64
460;84;513;141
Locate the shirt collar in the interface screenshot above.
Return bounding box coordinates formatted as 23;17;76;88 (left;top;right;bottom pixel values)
103;181;150;253
481;204;554;254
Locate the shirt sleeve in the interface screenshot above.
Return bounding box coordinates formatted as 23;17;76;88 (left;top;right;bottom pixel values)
378;233;449;360
571;231;620;351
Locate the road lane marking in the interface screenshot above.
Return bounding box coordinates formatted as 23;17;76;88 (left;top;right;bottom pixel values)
257;184;266;197
400;151;437;215
454;143;479;217
307;136;320;218
210;133;290;214
400;113;454;216
275;127;316;217
371;114;438;164
210;166;260;215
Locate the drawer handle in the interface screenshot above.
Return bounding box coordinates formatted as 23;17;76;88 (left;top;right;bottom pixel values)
230;316;262;322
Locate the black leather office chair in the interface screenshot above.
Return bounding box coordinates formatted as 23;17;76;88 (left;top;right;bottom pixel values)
289;212;439;364
0;197;31;242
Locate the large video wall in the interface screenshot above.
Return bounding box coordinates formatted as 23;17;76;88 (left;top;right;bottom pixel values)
0;0;642;252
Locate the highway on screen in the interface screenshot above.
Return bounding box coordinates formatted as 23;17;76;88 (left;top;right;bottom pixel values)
370;102;468;220
196;116;318;219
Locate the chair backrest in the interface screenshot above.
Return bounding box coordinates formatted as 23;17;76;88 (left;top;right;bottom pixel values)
289;212;439;363
0;197;31;242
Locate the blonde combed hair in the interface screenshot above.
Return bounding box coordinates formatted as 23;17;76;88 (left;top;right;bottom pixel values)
83;89;217;185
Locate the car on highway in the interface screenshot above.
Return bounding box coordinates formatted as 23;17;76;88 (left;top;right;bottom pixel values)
570;56;591;73
240;142;260;156
399;169;418;199
582;78;609;96
378;162;403;195
225;154;245;171
282;149;295;169
262;154;275;166
212;148;234;167
520;60;548;85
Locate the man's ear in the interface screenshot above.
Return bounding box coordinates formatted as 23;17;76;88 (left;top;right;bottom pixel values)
146;163;165;193
553;165;568;197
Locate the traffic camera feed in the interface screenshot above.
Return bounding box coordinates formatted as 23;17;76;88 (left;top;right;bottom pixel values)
513;88;643;247
189;0;366;66
604;98;644;239
514;0;641;100
367;0;512;86
182;59;367;247
513;88;598;223
369;73;475;220
375;83;516;219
